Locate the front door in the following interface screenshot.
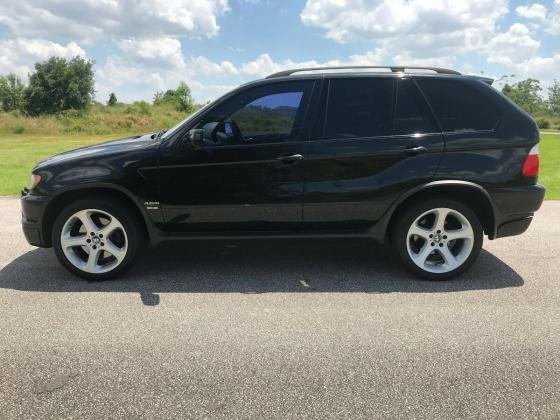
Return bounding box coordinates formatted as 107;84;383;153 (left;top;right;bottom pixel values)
303;76;445;231
158;79;316;233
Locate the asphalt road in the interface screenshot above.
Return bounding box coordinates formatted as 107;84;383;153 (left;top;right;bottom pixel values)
1;197;559;419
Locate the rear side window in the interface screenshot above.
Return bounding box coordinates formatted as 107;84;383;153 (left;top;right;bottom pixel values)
415;78;500;132
394;79;439;135
325;78;394;139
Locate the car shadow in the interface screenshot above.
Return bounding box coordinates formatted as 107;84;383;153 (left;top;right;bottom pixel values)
0;238;524;306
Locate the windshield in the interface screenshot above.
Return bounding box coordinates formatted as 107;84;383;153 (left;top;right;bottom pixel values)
161;100;215;140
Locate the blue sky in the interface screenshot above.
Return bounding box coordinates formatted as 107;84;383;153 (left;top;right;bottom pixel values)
1;0;559;103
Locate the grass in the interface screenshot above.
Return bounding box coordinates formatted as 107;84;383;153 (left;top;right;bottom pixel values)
0;103;187;137
0;134;123;195
0;132;559;198
540;133;560;199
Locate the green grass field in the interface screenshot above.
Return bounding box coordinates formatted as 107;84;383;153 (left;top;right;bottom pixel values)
0;132;559;198
540;133;560;199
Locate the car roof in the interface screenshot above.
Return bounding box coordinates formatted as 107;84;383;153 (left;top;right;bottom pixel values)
247;66;494;86
266;66;460;78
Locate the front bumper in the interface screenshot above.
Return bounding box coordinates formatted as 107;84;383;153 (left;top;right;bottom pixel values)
489;183;545;239
21;189;50;247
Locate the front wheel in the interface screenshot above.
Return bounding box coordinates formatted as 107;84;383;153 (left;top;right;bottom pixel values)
52;199;141;280
392;199;483;280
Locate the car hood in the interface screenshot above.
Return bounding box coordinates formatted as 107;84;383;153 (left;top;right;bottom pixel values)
34;133;159;170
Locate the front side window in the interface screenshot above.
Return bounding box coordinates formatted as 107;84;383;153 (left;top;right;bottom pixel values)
196;81;313;146
325;78;394;139
415;78;500;132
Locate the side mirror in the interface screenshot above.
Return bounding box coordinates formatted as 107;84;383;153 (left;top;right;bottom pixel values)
186;129;204;149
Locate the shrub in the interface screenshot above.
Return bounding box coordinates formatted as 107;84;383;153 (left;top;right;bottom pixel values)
153;81;194;112
536;117;551;129
12;124;25;134
127;101;152;116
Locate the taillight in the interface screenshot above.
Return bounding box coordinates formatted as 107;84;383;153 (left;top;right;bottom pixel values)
522;144;539;177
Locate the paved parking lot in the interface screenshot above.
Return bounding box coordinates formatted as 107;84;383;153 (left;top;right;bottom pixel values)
1;197;559;419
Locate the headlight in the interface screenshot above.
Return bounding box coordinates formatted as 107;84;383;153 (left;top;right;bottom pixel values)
29;174;42;189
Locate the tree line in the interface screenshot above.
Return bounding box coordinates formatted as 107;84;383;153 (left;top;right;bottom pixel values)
502;79;560;129
0;56;195;116
0;56;558;129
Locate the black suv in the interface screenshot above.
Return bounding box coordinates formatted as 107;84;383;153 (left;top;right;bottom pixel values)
21;66;545;280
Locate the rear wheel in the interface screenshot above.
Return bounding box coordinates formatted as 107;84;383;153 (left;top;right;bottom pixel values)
392;199;483;280
52;199;141;280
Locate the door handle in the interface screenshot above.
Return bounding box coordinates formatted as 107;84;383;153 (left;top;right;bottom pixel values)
403;145;428;156
276;154;304;163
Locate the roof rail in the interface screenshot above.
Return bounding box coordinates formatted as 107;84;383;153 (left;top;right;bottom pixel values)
266;66;461;79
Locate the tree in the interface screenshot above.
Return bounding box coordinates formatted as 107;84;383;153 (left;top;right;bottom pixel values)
24;56;95;115
502;79;544;115
173;81;195;112
107;92;117;106
548;79;560;117
153;81;194;112
0;73;25;112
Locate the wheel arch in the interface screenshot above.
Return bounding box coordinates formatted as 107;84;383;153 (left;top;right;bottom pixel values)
42;183;153;247
375;181;497;242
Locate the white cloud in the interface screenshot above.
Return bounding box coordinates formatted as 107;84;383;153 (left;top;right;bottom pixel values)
238;49;459;80
117;37;186;68
0;38;86;79
113;36;239;77
239;50;389;78
1;0;557;106
300;0;508;54
547;1;560;35
298;0;560;83
189;56;239;76
515;3;548;21
95;55;239;103
486;23;540;66
241;54;324;77
389;52;455;69
95;39;240;103
0;0;230;43
509;54;560;83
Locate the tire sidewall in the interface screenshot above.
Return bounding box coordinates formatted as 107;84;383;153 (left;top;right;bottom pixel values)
392;199;483;280
52;198;140;280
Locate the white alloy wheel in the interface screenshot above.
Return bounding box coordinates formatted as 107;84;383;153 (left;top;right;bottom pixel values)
60;208;128;274
406;207;474;274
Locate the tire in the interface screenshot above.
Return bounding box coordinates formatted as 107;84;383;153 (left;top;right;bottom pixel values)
391;199;483;280
52;198;142;280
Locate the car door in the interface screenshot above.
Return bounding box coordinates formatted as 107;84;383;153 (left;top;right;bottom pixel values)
303;75;445;231
157;79;316;233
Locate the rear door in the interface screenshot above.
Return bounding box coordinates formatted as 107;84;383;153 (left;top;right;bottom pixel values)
303;75;445;231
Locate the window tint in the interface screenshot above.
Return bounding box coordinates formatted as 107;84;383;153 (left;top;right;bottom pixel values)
196;81;312;145
325;78;394;139
415;78;500;132
394;79;438;135
231;92;303;138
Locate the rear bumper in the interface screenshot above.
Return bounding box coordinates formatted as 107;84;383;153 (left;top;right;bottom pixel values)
489;183;545;239
21;190;50;247
495;216;533;238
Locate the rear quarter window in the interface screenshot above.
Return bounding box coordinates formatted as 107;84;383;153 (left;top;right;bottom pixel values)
415;78;501;133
